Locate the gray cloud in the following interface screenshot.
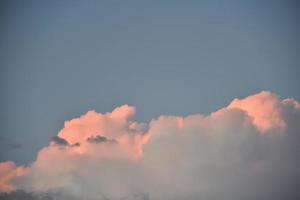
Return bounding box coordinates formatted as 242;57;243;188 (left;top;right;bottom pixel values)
51;136;69;146
0;190;81;200
0;190;149;200
51;136;80;147
86;135;117;144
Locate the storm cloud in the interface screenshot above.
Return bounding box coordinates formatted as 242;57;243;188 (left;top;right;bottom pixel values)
1;91;300;200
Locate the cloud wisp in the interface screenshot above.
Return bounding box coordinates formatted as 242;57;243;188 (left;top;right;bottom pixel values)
0;91;300;200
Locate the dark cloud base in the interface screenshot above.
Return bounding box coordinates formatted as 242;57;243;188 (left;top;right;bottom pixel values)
1;189;299;200
0;190;150;200
0;190;68;200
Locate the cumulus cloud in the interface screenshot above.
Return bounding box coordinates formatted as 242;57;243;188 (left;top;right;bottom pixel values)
0;162;29;193
228;91;286;132
0;91;300;200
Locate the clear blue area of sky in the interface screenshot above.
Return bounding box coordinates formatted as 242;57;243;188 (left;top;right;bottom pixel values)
1;0;299;164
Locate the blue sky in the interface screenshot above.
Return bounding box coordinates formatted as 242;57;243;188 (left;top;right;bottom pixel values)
1;1;300;164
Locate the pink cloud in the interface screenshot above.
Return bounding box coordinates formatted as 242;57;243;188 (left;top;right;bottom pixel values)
228;91;286;132
1;91;300;199
0;161;29;192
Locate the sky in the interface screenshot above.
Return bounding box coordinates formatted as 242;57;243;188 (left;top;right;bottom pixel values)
1;0;300;165
0;1;300;199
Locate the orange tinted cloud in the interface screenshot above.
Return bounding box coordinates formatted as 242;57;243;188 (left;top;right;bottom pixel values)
57;105;148;159
1;91;300;199
228;91;286;132
0;161;29;192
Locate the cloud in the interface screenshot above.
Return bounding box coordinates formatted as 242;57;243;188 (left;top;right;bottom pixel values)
51;136;69;146
86;135;117;144
0;189;93;200
0;91;300;199
228;91;286;132
50;136;80;147
0;190;150;200
0;162;29;193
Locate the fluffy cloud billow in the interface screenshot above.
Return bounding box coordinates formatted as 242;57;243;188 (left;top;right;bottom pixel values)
1;91;300;200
